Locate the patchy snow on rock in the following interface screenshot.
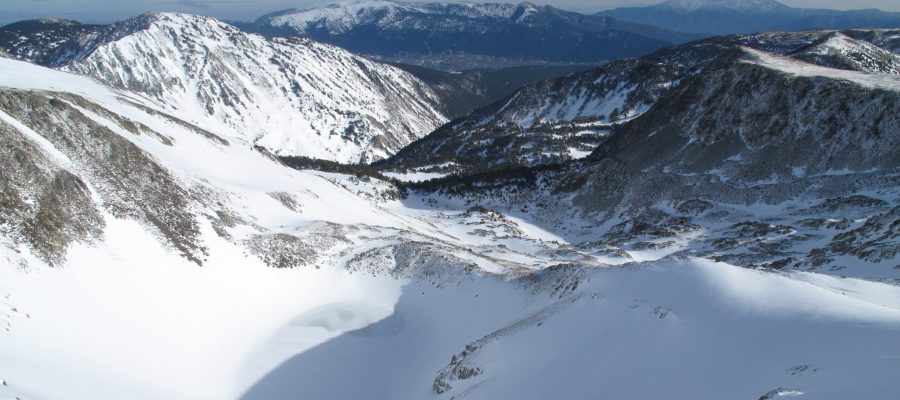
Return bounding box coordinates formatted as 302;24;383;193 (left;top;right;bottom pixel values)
742;46;900;91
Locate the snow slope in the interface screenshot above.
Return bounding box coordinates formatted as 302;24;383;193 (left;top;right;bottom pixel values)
2;46;900;400
61;12;447;163
243;258;900;400
0;227;404;400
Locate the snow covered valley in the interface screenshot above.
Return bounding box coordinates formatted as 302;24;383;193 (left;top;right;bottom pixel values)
3;224;899;399
1;22;900;400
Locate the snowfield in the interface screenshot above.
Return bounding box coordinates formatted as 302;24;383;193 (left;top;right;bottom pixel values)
3;242;899;399
0;219;404;400
1;40;900;400
242;258;900;400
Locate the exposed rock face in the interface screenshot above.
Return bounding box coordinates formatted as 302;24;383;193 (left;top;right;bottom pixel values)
347;241;481;279
244;222;355;269
820;206;900;264
0;118;103;265
0;89;206;264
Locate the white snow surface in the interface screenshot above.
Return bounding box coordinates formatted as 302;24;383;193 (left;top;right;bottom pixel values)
62;12;447;163
0;220;404;400
1;54;900;400
242;258;900;400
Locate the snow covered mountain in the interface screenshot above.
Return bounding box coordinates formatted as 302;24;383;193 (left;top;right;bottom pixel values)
239;1;700;69
600;0;900;35
380;29;899;173
0;56;420;397
572;47;900;275
790;32;900;74
0;13;448;163
411;45;900;278
1;26;900;400
381;59;680;172
587;46;900;183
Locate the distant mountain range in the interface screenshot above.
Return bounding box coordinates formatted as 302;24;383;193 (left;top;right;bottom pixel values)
236;1;702;70
599;0;900;35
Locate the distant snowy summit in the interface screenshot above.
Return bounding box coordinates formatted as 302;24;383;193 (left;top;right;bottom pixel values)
260;1;539;35
237;1;701;68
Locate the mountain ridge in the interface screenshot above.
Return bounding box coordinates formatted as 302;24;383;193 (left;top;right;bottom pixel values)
1;12;450;163
380;28;900;174
599;0;900;35
238;1;702;70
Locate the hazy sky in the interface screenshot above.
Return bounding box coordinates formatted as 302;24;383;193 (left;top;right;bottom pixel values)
2;0;899;25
